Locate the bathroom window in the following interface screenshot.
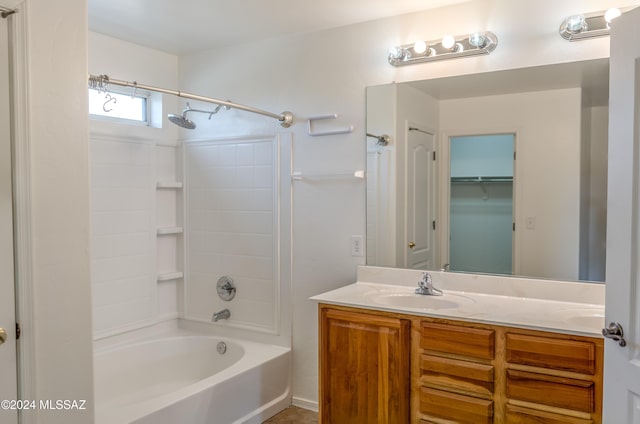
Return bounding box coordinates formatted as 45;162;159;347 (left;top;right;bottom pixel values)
88;88;149;124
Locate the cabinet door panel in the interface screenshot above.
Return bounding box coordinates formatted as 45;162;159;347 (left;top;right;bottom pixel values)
320;308;410;423
506;369;595;413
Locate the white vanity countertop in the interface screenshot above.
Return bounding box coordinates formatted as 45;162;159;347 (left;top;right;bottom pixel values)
311;266;605;337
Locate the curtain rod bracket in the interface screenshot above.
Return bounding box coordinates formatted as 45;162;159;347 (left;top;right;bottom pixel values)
279;111;294;128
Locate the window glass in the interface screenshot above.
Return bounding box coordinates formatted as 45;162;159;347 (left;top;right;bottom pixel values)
88;88;148;122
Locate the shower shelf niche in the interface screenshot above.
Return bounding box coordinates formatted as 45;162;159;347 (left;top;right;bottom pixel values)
157;271;184;282
156;181;183;189
157;227;183;235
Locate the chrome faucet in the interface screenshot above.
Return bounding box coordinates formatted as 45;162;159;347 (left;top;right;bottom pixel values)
415;272;443;296
212;309;231;322
440;263;450;272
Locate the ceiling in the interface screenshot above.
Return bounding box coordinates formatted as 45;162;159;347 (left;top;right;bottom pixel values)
88;0;469;55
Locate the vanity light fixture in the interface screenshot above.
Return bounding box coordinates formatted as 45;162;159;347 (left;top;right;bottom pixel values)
559;8;623;41
388;31;497;67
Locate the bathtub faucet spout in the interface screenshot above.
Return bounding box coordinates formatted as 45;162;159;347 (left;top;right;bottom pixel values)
212;309;231;322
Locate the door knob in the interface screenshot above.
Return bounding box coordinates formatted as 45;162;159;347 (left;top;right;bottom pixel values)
602;322;627;347
408;242;416;249
0;328;6;345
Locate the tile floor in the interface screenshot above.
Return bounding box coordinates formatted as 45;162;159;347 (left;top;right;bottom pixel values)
263;406;318;423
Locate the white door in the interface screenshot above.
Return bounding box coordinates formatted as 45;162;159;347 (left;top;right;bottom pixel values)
405;125;436;269
603;6;640;423
0;11;18;424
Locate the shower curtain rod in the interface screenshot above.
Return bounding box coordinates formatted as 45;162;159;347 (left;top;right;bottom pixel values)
88;74;293;128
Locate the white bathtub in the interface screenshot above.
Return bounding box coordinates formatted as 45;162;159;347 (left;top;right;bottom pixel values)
94;327;291;424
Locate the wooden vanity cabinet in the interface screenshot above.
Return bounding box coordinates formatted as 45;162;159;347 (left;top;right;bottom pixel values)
418;320;496;423
318;305;603;424
416;317;603;424
319;306;411;423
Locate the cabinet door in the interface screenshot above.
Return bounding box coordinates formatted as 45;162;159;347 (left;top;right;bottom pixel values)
319;308;410;424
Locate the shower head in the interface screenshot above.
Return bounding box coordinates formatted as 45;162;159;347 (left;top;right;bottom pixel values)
167;113;196;129
167;102;229;130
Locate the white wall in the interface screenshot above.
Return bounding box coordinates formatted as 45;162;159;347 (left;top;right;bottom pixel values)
365;84;394;266
176;0;627;406
588;106;609;280
88;32;182;338
17;0;94;421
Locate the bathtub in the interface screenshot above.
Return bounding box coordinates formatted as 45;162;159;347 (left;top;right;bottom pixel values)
94;326;291;424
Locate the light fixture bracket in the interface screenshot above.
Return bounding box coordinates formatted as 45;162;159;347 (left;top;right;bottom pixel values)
559;11;610;41
559;7;629;41
388;32;498;67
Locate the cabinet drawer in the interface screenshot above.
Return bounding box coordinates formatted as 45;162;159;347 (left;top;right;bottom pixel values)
506;333;597;374
421;322;495;360
421;354;494;396
421;387;493;424
505;404;594;423
506;369;595;413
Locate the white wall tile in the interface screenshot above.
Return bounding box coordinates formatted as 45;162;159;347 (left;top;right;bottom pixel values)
90;137;156;338
157;235;178;274
185;139;279;332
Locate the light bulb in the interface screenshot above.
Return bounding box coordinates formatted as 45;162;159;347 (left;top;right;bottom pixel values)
469;32;487;48
441;35;456;50
605;8;621;24
566;14;586;33
388;46;404;60
413;40;427;54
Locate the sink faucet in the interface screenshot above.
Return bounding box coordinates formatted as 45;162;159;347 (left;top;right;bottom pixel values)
415;272;443;296
212;309;231;322
440;263;450;272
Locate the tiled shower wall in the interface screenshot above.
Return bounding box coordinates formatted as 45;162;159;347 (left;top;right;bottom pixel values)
90;135;181;338
184;137;280;334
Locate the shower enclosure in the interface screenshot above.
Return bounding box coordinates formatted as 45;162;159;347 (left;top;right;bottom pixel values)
88;65;293;422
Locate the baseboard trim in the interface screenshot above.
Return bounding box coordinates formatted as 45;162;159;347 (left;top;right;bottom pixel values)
291;396;319;412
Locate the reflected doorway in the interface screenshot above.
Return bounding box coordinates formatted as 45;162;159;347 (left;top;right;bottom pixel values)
449;134;515;275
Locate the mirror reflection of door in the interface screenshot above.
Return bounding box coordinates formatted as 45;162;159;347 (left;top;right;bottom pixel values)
449;134;514;275
406;126;437;270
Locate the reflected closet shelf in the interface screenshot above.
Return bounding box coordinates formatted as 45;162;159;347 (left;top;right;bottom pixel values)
451;176;513;183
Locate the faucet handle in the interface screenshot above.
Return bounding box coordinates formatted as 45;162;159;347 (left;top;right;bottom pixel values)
419;272;431;287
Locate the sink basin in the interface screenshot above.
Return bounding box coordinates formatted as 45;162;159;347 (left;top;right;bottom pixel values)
366;292;474;310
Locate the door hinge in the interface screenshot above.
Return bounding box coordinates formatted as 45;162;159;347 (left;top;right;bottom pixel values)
514;151;516;160
433;151;436;161
15;322;20;340
432;220;436;230
513;222;516;231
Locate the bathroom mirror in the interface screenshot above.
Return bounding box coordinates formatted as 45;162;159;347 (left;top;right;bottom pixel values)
366;58;609;282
